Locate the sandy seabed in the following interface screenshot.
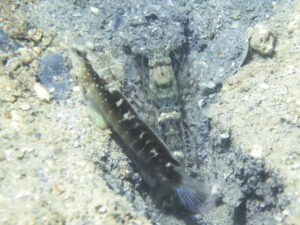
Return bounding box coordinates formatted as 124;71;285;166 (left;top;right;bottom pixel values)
0;0;299;224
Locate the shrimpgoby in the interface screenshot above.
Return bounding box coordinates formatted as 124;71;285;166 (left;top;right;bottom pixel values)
70;48;215;213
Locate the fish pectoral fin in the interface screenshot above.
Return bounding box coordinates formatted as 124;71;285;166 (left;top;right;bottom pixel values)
84;94;108;129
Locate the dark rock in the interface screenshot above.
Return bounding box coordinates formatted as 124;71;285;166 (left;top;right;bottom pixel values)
38;53;72;100
0;28;22;52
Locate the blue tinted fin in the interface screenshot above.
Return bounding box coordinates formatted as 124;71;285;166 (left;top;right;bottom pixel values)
174;173;216;213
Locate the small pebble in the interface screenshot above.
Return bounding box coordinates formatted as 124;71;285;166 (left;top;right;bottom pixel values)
20;103;31;111
54;182;65;195
33;47;42;55
207;81;216;89
219;132;231;148
90;6;100;14
86;41;95;50
250;144;263;158
198;99;204;108
260;83;269;90
42;36;52;47
34;82;52;102
201;81;217;96
283;209;289;216
15;150;25;160
97;206;107;214
72;86;81;92
274;213;284;222
73;141;80;148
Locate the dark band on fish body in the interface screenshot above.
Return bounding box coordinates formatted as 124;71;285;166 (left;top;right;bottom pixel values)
75;50;182;182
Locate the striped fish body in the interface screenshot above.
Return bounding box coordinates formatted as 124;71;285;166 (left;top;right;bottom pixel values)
70;48;214;213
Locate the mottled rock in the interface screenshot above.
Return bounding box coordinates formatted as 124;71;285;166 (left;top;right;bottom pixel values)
249;24;276;56
0;76;21;102
27;29;43;43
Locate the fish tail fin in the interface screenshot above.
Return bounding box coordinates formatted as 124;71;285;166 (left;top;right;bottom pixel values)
174;173;216;213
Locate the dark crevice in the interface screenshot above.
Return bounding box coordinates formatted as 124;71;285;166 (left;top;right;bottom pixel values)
233;200;247;225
